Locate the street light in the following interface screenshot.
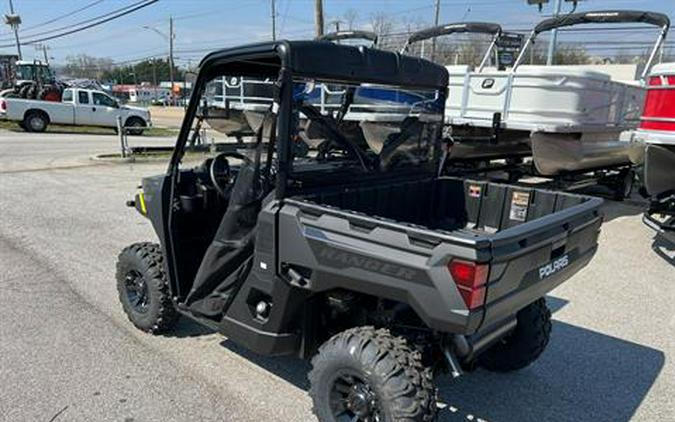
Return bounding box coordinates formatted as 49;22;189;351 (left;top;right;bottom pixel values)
143;19;175;105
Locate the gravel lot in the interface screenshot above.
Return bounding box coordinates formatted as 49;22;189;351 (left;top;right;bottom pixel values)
0;130;673;422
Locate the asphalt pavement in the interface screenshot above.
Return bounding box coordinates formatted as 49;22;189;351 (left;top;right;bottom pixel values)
0;130;673;422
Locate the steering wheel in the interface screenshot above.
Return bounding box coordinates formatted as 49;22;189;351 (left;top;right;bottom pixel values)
209;152;252;197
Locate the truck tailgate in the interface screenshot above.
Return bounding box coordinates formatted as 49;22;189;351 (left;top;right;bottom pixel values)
473;183;603;328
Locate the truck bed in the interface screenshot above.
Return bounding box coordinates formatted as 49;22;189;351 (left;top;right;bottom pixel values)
279;176;602;333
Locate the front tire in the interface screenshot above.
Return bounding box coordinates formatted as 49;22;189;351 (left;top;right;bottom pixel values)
125;116;146;136
116;242;178;334
478;298;552;373
309;327;437;422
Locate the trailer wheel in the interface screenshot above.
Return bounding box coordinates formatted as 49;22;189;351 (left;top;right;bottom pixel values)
23;111;48;133
478;298;551;373
116;242;179;334
309;326;437;422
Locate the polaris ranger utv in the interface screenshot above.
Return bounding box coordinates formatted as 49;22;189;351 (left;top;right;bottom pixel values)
117;40;603;421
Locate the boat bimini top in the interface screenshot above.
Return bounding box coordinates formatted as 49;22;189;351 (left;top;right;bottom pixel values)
514;10;670;80
317;30;378;47
401;22;503;72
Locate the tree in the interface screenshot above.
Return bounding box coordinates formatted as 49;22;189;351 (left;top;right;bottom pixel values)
343;9;358;30
369;12;393;40
100;58;183;85
62;54;114;79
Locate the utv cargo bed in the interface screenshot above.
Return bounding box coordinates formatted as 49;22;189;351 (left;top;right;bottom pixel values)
280;176;602;333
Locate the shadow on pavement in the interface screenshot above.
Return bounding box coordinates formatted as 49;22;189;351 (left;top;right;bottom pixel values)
600;200;646;223
217;317;663;422
164;317;216;338
435;321;664;422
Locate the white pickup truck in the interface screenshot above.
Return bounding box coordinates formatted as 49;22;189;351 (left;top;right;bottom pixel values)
0;88;152;134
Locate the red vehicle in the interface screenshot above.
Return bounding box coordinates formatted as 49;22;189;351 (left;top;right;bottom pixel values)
634;63;675;245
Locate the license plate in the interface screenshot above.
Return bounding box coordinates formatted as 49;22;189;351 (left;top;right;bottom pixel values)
538;254;570;280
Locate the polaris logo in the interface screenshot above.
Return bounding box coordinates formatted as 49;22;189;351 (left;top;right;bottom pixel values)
538;255;569;280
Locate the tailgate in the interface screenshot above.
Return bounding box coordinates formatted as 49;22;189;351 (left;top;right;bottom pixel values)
479;188;603;328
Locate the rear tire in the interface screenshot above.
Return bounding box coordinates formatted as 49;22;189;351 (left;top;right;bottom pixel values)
23;111;48;133
478;298;552;373
116;242;179;334
309;326;437;422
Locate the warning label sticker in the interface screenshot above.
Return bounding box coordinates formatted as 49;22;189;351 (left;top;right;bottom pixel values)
509;191;530;221
468;185;482;198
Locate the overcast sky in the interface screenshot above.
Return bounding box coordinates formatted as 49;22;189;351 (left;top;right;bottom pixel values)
1;0;673;65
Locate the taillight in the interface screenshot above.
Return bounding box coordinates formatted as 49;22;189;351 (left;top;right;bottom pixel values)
0;99;5;111
448;259;489;310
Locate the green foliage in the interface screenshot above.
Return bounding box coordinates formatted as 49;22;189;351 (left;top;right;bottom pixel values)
102;58;185;84
60;54;183;84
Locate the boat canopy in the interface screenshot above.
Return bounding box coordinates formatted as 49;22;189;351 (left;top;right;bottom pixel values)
405;22;502;46
534;10;670;33
318;30;378;45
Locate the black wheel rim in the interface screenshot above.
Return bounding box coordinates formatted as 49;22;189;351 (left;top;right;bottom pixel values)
329;371;382;422
124;270;150;313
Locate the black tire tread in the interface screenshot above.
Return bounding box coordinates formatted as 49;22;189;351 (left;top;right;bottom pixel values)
309;326;437;421
116;242;178;334
479;298;552;373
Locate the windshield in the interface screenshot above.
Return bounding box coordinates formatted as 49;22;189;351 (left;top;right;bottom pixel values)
15;64;53;81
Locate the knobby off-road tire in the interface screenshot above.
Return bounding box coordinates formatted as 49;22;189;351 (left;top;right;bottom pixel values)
116;242;179;334
309;326;437;422
479;298;552;373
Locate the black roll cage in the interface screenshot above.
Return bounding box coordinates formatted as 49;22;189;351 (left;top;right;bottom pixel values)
168;41;449;200
162;41;448;300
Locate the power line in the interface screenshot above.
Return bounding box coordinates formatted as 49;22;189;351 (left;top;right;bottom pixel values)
0;0;152;43
0;0;159;48
19;0;106;32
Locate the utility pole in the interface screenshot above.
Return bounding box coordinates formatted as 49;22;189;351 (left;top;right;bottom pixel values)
314;0;324;38
271;0;276;41
169;16;175;105
546;0;562;65
34;44;49;64
5;0;22;59
430;0;441;61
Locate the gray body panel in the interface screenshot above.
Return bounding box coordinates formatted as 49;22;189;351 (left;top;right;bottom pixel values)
275;177;602;336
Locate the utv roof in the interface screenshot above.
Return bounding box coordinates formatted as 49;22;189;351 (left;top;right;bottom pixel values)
199;40;449;90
